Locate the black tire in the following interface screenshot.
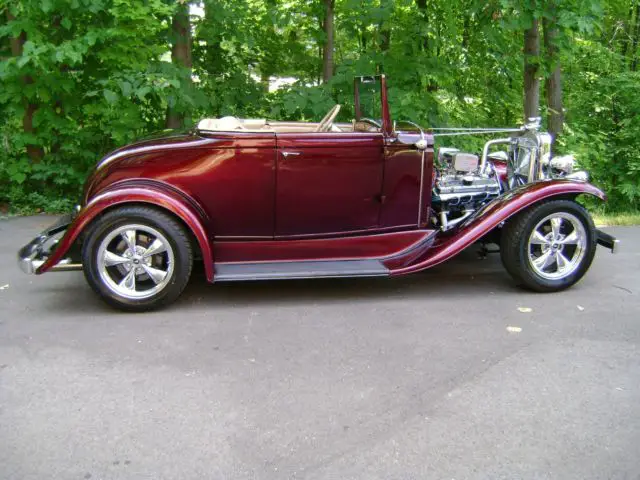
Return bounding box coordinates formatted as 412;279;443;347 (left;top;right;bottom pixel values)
82;206;193;311
500;199;597;292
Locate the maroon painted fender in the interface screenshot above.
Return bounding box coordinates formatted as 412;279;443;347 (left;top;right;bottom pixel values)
389;180;606;275
37;186;214;281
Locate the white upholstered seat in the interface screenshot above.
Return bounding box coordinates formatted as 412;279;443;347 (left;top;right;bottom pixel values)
197;116;245;131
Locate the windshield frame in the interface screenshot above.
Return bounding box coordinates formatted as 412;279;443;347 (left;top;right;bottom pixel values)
353;74;392;136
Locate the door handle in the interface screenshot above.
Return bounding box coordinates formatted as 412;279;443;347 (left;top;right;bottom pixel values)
281;151;301;158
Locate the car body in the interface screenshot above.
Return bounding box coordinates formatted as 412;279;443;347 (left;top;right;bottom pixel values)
18;75;619;311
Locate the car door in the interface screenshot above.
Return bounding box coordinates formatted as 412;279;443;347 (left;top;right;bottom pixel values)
193;131;277;238
275;132;384;237
378;134;434;229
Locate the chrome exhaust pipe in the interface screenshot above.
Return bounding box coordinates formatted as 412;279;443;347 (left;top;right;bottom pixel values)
50;263;83;272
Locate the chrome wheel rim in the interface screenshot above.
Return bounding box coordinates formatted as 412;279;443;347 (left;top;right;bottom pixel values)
527;212;587;280
96;224;174;300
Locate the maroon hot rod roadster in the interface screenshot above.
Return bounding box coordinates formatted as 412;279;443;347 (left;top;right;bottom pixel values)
18;75;619;311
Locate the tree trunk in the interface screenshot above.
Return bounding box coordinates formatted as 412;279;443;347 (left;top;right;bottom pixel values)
259;0;277;92
543;11;563;147
7;10;44;162
261;71;270;93
415;0;429;52
377;0;392;73
631;2;640;71
166;2;192;129
322;0;334;83
621;1;636;59
379;26;391;53
523;18;540;121
7;11;24;57
51;15;64;155
379;0;391;52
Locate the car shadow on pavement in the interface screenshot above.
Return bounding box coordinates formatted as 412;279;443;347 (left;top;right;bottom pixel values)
175;247;518;310
30;247;518;315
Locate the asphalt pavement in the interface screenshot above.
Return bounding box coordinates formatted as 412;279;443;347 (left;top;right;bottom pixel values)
1;215;639;480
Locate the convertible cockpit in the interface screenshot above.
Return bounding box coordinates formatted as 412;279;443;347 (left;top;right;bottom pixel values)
197;104;379;134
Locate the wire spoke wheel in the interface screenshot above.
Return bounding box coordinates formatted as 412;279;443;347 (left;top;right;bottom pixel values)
96;224;175;300
527;212;587;281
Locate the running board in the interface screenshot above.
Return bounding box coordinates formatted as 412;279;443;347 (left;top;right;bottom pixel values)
214;259;389;282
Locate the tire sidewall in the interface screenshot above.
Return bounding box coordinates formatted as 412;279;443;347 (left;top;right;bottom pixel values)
512;200;597;291
82;208;192;311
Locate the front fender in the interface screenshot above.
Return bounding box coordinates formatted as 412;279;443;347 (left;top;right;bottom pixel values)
391;180;606;275
38;186;214;281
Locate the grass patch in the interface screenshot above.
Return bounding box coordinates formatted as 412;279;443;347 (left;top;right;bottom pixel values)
2;193;77;216
593;212;640;226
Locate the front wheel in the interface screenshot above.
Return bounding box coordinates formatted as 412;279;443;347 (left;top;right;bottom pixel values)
500;200;597;292
82;206;193;311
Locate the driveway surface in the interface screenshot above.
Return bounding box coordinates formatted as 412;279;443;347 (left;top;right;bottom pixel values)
1;215;639;480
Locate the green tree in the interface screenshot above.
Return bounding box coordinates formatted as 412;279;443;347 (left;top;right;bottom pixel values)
1;0;638;213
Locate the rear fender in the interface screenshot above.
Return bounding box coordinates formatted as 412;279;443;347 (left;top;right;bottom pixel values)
38;186;214;281
391;180;606;275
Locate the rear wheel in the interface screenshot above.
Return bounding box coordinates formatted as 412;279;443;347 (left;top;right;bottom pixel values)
82;206;193;311
500;200;597;292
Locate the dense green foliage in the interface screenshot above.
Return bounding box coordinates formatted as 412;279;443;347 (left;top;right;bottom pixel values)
1;0;639;213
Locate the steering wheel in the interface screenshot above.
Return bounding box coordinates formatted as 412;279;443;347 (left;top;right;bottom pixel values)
352;117;382;133
359;118;382;129
353;117;382;132
315;104;341;132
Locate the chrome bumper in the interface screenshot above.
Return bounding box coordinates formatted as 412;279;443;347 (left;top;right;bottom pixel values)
595;228;620;254
18;238;46;274
17;214;81;274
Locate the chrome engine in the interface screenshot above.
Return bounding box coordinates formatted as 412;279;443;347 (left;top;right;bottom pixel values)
430;119;588;231
432;149;502;230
